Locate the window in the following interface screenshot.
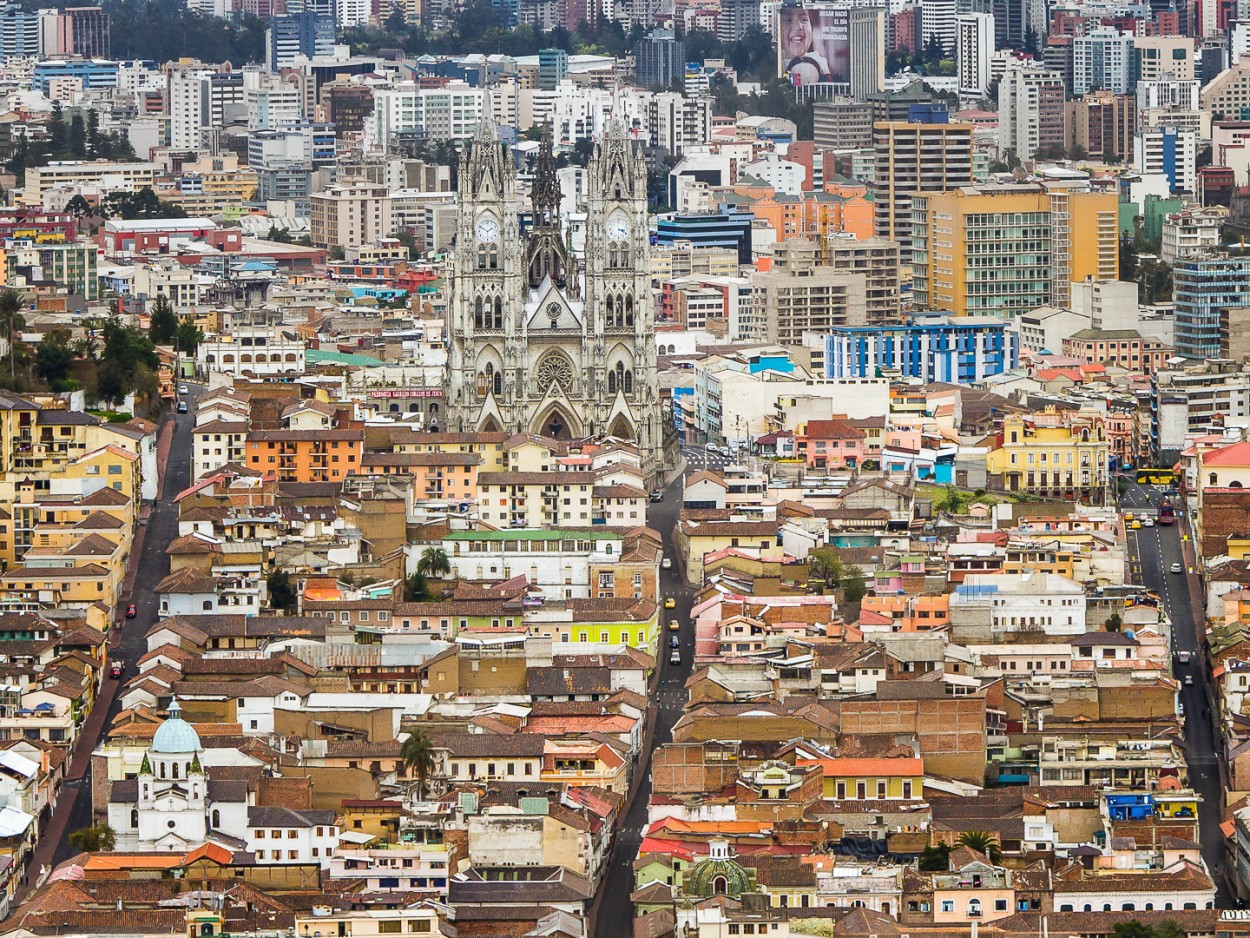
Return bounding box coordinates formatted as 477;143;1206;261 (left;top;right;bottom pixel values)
941;901;954;913
378;922;403;934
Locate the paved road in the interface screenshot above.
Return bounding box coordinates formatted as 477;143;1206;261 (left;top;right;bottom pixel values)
592;465;694;934
1122;478;1231;905
682;445;738;474
37;389;198;875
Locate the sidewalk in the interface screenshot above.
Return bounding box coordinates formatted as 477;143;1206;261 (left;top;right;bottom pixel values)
12;413;171;908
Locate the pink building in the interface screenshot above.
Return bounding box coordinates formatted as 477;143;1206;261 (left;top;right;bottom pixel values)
796;418;866;469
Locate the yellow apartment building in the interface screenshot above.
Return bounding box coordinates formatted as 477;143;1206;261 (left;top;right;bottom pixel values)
910;184;1119;317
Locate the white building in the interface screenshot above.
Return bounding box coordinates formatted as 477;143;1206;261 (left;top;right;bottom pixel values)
998;64;1065;160
197;326;307;378
436;529;625;601
244;68;307;130
1161;210;1223;264
168;68;245;150
949;572;1088;635
738;152;805;195
955;12;994;98
193;418;248;481
1134;126;1197;193
365;81;486;149
1073;27;1134;95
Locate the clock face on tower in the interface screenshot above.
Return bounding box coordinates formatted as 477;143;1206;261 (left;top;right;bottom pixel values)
607;214;629;241
475;217;499;242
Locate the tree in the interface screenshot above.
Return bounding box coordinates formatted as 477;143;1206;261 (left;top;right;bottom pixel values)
35;328;75;389
917;842;952;871
0;289;25;385
404;570;430;602
175;317;204;356
400;731;437;799
806;547;843;590
267;570;296;613
147;294;178;345
68;824;115;852
842;565;868;603
933;485;972;516
1105;612;1123;632
956;830;1003;864
417;546;451;579
1022;24;1039;56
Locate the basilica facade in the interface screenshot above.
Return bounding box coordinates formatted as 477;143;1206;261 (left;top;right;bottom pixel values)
444;120;661;479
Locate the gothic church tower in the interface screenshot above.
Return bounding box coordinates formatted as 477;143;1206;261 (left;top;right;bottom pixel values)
445;120;660;477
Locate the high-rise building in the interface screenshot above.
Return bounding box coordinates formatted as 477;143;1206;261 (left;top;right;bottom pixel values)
635;28;683;88
752;239;869;346
310;179;393;249
998;64;1065;160
537;47;569;89
1072;27;1134;94
992;0;1025;50
716;0;760;41
1134;126;1197;193
910;183;1120;316
168;67;246;150
1133;34;1195;82
871;119;973;264
919;0;958;53
813;98;873;148
1173;254;1250;360
37;5;108;57
446;122;662;477
0;4;39;59
825;235;901;326
265;11;335;70
849;7;886;100
955;12;994;97
1066;91;1136;160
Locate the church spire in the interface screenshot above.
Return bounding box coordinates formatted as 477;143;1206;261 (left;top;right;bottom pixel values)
530;122;561;226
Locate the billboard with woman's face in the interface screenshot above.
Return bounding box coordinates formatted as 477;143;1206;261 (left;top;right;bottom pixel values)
776;2;851;85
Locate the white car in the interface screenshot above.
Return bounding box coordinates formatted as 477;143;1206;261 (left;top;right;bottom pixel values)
661;557;672;569
178;385;189;394
1171;562;1183;574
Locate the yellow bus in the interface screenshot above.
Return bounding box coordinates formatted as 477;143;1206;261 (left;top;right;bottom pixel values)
1136;468;1176;486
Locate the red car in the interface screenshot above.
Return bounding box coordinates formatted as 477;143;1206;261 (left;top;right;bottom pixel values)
109;661;124;679
125;603;136;619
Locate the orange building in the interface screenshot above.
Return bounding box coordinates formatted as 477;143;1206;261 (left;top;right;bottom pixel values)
245;428;363;482
719;179;874;243
358;450;480;503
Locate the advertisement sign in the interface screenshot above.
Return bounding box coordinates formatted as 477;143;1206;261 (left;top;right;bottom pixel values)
776;1;851;86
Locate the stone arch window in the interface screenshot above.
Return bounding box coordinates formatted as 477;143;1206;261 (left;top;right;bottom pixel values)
285;353;297;363
172;762;180;779
625;293;634;326
212;809;220;828
130;808;138;828
477;244;499;270
474;297;483;329
493;296;503;329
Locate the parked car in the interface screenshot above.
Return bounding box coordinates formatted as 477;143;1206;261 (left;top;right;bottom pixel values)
650;490;663;502
177;401;188;414
109;661;124;679
178;385;189;394
125;603;136;618
661;557;672;570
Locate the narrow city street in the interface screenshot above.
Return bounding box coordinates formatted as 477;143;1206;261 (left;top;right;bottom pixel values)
591;454;695;934
1122;479;1231;905
15;389;198;900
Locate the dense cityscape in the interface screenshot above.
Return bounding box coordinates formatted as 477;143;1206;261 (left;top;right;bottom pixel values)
0;0;1243;935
